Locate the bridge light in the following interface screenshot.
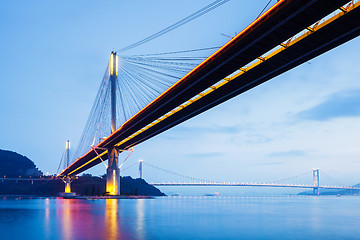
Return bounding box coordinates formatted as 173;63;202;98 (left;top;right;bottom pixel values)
66;141;70;150
65;184;71;193
109;52;118;77
110;53;113;75
107;169;117;195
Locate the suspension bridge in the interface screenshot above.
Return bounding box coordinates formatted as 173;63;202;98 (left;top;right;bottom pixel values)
55;0;360;196
118;161;360;195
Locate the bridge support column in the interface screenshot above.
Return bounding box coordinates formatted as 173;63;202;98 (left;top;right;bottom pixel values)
60;176;77;198
65;176;72;193
106;147;120;195
313;168;320;195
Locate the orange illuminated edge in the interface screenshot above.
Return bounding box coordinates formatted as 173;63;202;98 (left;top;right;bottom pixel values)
59;0;285;176
61;150;108;176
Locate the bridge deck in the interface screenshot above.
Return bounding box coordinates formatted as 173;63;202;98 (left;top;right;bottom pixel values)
60;0;359;176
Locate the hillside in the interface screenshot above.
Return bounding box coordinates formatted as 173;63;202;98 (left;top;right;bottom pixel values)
0;149;43;177
0;149;165;196
0;175;165;196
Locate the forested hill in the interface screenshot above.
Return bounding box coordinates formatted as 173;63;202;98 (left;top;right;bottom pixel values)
0;149;165;196
0;149;43;177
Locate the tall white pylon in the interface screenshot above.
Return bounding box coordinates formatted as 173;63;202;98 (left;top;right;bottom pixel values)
106;52;120;195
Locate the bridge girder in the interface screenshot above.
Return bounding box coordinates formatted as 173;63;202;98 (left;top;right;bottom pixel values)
59;0;359;177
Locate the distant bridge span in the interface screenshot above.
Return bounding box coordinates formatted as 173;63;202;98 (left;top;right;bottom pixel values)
151;182;360;191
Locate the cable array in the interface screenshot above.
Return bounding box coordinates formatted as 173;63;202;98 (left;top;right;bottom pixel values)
121;162;139;172
144;162;212;183
270;170;313;185
71;54;206;162
320;170;347;186
72;66;112;161
56;148;66;175
132;46;221;57
117;0;229;53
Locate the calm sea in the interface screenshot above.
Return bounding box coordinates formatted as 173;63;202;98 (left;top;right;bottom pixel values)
0;196;359;240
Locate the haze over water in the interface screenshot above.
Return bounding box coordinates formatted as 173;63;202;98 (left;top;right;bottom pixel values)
0;196;359;240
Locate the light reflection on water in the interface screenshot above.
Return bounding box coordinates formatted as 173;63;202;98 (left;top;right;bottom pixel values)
105;199;120;240
0;196;360;239
136;199;145;240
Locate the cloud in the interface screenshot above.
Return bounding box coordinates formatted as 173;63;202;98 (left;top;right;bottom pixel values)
296;90;360;121
268;150;306;158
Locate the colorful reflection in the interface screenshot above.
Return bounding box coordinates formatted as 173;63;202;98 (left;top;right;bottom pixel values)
105;199;120;239
39;198;152;239
44;198;50;239
2;197;360;239
136;199;145;240
57;199;106;240
62;199;73;240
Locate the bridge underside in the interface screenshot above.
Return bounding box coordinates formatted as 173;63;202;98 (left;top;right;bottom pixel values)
60;0;360;177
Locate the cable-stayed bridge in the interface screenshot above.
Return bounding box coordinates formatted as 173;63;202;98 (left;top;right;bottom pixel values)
57;0;360;195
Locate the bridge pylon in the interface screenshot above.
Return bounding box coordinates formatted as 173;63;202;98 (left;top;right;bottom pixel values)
63;140;71;194
60;140;76;197
138;160;143;179
313;168;320;195
105;51;121;195
64;141;73;194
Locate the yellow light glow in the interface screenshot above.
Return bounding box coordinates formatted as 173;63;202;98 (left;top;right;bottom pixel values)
110;53;114;75
105;199;118;239
109;52;118;77
105;169;119;195
65;185;71;193
111;170;116;195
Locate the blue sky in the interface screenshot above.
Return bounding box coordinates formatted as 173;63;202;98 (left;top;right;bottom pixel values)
1;1;360;194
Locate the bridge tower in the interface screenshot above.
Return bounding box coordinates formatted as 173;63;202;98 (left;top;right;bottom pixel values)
138;160;143;179
106;52;120;195
61;140;75;196
65;140;70;170
313;168;320;195
64;140;71;193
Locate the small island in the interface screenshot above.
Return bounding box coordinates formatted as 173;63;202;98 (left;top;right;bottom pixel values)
0;149;165;197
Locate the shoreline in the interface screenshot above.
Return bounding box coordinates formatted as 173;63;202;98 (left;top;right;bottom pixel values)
0;194;155;199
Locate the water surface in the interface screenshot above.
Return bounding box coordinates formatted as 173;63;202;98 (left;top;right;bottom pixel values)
0;196;359;239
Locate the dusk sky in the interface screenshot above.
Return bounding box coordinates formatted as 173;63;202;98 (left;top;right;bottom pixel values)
1;1;360;193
